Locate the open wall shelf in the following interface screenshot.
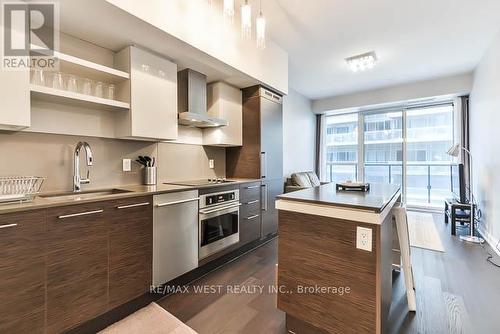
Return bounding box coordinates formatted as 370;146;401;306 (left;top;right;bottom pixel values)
30;85;130;111
54;51;130;84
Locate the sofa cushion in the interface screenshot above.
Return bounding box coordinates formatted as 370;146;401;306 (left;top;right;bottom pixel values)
306;172;321;187
291;172;313;188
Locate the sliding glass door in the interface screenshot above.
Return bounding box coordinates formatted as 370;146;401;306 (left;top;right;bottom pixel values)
321;102;457;209
364;111;403;186
405;105;454;206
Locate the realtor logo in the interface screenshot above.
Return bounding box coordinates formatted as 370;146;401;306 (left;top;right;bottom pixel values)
1;1;59;70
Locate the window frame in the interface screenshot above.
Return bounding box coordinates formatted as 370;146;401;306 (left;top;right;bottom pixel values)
320;100;460;208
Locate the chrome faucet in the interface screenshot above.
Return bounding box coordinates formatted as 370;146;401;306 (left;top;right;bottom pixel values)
73;142;93;192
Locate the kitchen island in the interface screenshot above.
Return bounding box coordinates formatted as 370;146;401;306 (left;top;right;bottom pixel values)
275;183;401;334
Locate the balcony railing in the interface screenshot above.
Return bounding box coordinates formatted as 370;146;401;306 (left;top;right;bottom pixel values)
325;162;453;207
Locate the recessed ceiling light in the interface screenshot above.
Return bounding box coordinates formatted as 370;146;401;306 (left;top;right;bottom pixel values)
345;51;377;72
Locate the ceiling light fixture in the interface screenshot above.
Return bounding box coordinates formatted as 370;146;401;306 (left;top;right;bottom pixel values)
256;0;266;49
241;0;252;39
345;51;377;72
223;0;235;23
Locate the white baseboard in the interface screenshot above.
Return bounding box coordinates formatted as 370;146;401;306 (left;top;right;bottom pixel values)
478;226;500;257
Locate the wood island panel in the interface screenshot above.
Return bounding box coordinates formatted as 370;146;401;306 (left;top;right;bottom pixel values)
277;210;393;334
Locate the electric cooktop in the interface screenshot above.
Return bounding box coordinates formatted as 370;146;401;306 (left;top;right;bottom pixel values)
165;179;235;187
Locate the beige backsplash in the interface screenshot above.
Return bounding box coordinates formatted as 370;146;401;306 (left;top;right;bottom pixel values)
0;132;226;192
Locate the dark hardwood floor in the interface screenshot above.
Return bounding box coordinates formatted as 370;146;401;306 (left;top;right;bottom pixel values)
157;214;500;334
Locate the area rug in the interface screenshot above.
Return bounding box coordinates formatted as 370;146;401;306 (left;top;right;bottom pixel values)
99;302;197;334
407;211;445;252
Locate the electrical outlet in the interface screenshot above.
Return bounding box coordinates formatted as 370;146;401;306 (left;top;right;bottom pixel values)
122;159;132;172
356;226;372;252
209;159;215;169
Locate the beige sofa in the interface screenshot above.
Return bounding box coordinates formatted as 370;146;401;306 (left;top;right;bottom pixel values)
285;171;329;193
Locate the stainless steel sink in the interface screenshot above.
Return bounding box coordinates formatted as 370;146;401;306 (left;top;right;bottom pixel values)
39;189;133;202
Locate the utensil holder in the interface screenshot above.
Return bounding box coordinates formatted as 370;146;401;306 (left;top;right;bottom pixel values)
143;167;157;185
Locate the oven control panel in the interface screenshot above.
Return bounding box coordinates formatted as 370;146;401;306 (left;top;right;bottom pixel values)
206;191;236;206
200;189;240;209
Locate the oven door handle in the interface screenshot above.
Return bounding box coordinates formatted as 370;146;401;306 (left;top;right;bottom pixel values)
199;203;241;215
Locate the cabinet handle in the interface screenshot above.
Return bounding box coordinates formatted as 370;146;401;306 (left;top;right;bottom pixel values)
245;214;260;220
156;197;199;207
58;209;104;219
0;223;18;229
117;202;150;209
244;200;259;205
261;152;267;179
261;184;268;211
244;185;259;189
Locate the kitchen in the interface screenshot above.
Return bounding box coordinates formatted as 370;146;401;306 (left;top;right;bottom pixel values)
0;0;291;332
3;1;499;333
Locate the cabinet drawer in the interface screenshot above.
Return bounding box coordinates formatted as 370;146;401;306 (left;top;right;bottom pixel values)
240;200;261;218
0;210;45;333
240;212;261;245
240;181;261;202
46;202;108;242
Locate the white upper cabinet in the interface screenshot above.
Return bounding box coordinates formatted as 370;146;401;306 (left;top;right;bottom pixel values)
0;69;30;130
115;46;178;141
203;82;242;147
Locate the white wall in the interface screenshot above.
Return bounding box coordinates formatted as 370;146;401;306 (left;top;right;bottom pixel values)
105;0;288;94
470;31;500;252
283;88;316;177
313;73;473;114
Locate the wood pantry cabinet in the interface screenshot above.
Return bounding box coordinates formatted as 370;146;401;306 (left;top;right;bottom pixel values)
226;85;284;239
0;210;46;334
0;195;153;334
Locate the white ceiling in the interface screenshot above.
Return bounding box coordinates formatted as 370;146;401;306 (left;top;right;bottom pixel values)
261;0;500;99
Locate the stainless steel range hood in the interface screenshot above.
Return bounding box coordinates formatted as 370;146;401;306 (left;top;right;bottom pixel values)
177;69;228;128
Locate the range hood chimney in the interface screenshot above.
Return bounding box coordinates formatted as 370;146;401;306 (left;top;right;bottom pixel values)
177;69;228;128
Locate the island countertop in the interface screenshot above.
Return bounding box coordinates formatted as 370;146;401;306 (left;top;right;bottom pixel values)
277;182;401;213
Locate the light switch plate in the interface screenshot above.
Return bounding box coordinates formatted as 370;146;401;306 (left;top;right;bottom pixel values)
122;159;132;172
209;159;215;169
356;226;372;252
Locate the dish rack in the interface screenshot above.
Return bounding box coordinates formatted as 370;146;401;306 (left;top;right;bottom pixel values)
0;176;45;204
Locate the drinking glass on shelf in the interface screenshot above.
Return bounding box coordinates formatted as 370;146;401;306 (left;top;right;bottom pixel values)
107;84;116;100
94;81;104;98
31;69;45;86
66;75;78;93
81;78;92;95
52;72;64;90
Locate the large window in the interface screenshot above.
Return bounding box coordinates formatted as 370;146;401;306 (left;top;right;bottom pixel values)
321;103;457;209
324;114;358;183
406;105;454;206
364;111;403;186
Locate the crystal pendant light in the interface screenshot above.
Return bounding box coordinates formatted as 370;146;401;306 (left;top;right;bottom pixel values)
223;0;235;23
241;0;252;39
256;1;266;49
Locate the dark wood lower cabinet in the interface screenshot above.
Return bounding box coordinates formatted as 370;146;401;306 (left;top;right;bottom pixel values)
108;197;153;309
46;202;109;334
0;210;46;334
